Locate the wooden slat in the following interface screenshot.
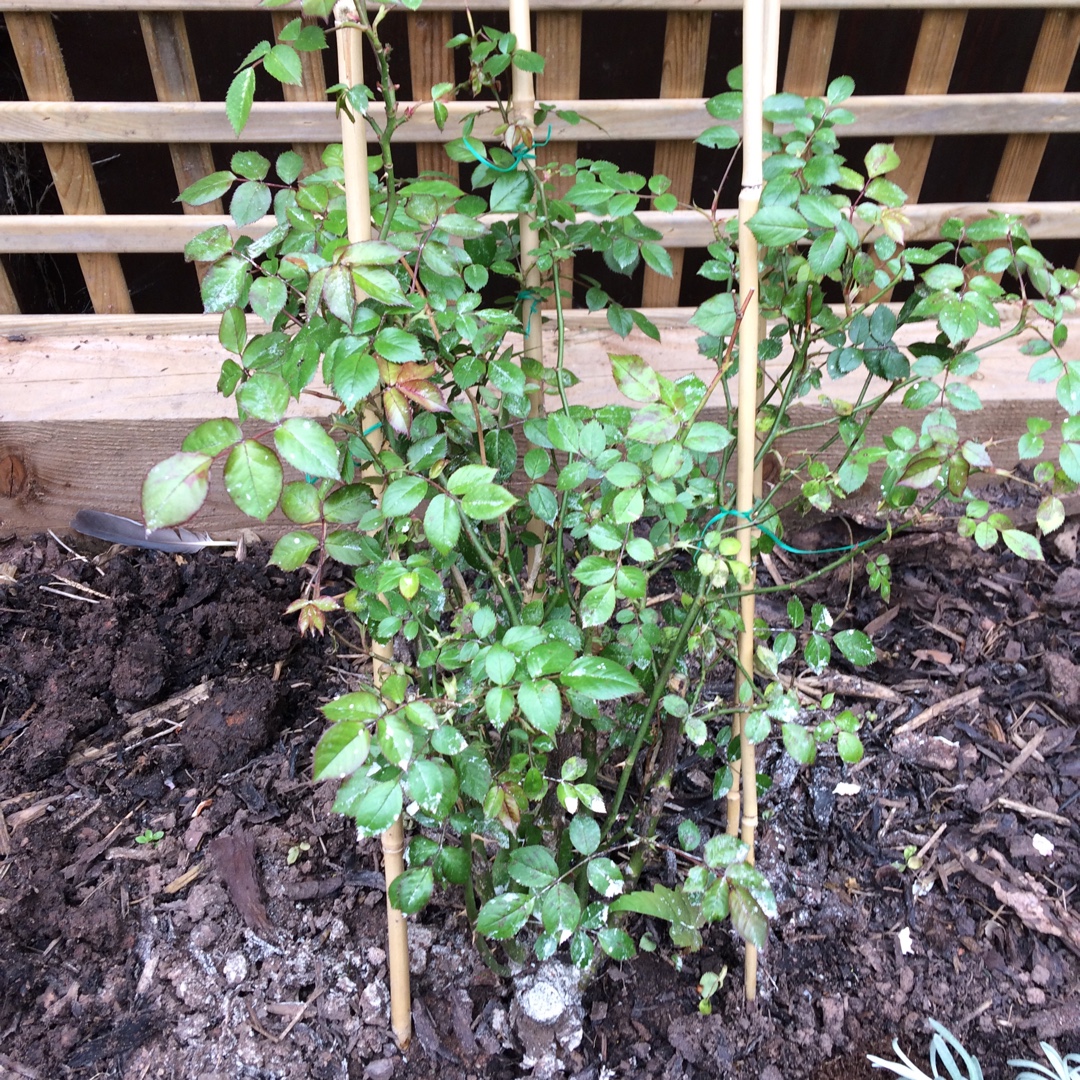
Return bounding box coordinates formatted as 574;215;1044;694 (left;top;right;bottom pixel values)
782;10;839;95
990;9;1080;204
0;1;1069;12
890;10;967;200
641;11;711;308
5;13;132;314
6;202;1079;254
0;261;19;313
271;11;330;177
2;304;1073;536
408;10;457;179
535;11;582;308
4;94;1080;144
139;13;221;210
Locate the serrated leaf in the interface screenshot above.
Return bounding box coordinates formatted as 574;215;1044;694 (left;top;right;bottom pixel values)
388;866;433;914
406;759;459;818
1001;529;1044;561
182;418;242;456
424;493;460;553
226;69;256;137
542;883;581;938
509;846;559;888
142;452;212;529
273;418;340;480
476;892;534;939
178;170;235;207
334;777;402;837
610;354;660;403
313;721;371;779
834;628;876;667
381;475;429;517
223;440;283;521
560;657;641;700
461;484;516;521
270;529;319;571
747;206;808;247
264;43;303;85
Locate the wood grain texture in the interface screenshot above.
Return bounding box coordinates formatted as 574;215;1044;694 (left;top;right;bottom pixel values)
991;9;1080;203
6;201;1079;255
271;11;330;178
5;93;1080;144
782;10;838;96
1;304;1073;536
890;9;967;201
408;9;456;179
642;11;711;308
5;12;131;313
0;262;18;314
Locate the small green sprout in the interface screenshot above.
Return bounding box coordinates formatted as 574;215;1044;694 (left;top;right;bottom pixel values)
287;841;311;866
135;828;164;845
697;967;728;1015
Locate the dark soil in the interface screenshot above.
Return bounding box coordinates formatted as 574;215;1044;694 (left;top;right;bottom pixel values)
1;522;1078;1080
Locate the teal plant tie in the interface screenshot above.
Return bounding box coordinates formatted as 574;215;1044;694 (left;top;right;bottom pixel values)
701;508;872;557
517;288;543;334
461;126;553;174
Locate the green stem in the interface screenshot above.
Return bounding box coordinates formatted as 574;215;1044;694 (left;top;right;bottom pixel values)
458;510;522;626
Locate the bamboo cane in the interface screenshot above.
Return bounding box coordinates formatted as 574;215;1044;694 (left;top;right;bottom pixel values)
335;0;411;1049
735;0;767;1003
509;0;547;599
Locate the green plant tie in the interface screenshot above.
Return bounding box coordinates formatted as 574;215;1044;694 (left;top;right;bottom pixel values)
461;126;553;174
517;288;543;333
701;508;873;556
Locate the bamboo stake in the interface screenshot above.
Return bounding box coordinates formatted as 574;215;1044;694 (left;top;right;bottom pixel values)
335;1;411;1050
509;0;547;597
734;0;768;1004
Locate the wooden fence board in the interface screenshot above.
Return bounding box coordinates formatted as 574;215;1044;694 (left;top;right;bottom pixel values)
5;13;132;314
991;9;1080;204
0;264;18;314
2;304;1072;536
641;10;711;308
5;94;1080;144
782;10;839;96
0;1;1071;11
408;10;457;180
6;202;1078;253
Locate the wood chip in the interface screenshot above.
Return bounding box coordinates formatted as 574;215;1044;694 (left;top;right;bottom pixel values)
210;832;273;933
162;863;201;895
893;687;981;735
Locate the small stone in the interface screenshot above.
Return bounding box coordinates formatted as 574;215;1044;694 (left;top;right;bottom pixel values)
222;952;248;987
899;967;915;995
360;979;389;1024
367;946;386;966
1026;987;1047;1006
1031;964;1051;987
363;1059;396;1080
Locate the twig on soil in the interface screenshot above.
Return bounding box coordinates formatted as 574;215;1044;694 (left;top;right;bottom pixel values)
994;797;1071;825
977;728;1047;809
893;687;981;735
48;529;104;576
39;585;98;604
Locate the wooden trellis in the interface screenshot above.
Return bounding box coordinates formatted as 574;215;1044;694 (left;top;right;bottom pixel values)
1;0;1079;534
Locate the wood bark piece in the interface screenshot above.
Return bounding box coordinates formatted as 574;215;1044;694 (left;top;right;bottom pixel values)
210;832;274;934
408;9;456;180
642;11;711;308
5;12;131;313
271;10;329;178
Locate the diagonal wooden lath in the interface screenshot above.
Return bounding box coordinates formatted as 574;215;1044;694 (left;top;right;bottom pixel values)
782;10;838;96
5;12;132;313
272;11;329;178
408;9;457;181
641;11;711;307
992;9;1080;205
0;261;18;314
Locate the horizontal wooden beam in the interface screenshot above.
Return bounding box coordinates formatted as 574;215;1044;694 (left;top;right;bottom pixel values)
2;304;1073;537
3;94;1079;145
1;0;1069;9
3;202;1078;256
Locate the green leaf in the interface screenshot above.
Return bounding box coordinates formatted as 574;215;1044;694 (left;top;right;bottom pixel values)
334;777;402;837
834;629;876;667
331;349;378;410
201;255;250;313
728;884;769;949
489;171;531;213
374;327;423;364
270;529;319;571
922;263;965;291
353;267;408;307
561;657;641;700
512;49;545;73
424;493;460;553
389;866;433;914
274;418;340;480
747;206;808;247
691;293;737;338
407;759;459;818
182;418;242;456
321;691;382;722
1060;442;1080;484
313;721;371;779
485;644;517;686
476;892;534;939
542;883;581;938
782;722;816;765
569;814;601;855
517;679;562;739
627;403;679;444
581;583;617;628
587;857;624;898
684;421;733;453
509;846;559;888
382;475;429;517
827;75;854;104
610;354;660;403
864;143;900;179
226;69;256;137
142;452;212;529
807;230;849;276
248;276;287;324
264;43;303;85
185;225;233;262
1001;529;1044;561
597;927;637;961
461;484;517;521
223;440;283;521
237;372;290;422
485;687;515;730
178;170;235;207
230;180;271;227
